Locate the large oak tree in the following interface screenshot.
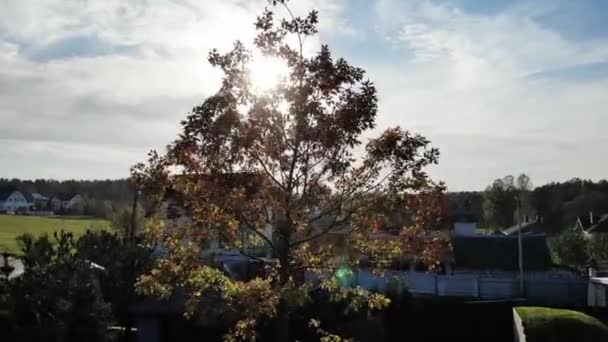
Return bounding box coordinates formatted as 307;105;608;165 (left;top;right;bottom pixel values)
133;1;447;341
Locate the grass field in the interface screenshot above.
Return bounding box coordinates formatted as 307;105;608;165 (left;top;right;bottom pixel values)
0;214;111;253
517;307;608;342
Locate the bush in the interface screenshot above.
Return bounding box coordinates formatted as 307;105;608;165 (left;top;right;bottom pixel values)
8;230;152;341
549;229;588;269
517;307;608;342
12;232;114;342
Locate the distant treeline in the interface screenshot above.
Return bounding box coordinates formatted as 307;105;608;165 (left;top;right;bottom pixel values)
3;177;608;234
0;178;135;202
447;178;608;233
0;178;144;225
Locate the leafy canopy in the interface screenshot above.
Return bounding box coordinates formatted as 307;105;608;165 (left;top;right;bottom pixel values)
133;1;447;340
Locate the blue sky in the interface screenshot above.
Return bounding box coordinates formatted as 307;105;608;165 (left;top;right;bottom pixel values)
1;0;607;190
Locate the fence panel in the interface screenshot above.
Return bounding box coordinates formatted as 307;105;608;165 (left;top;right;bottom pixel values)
480;278;518;299
437;275;478;297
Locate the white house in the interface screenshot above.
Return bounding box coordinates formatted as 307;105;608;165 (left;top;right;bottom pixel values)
64;194;82;209
0;190;34;212
50;194;82;211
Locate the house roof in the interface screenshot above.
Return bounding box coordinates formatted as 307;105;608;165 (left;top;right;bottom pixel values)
53;193;77;201
31;193;48;201
503;219;546;235
21;192;34;203
452;234;553;271
586;214;608;234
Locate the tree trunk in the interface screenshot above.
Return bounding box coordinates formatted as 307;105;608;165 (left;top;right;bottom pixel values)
129;188;139;246
277;298;290;342
276;228;291;342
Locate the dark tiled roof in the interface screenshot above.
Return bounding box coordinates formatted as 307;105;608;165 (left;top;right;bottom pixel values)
452;234;553;271
31;193;48;201
21;192;34;203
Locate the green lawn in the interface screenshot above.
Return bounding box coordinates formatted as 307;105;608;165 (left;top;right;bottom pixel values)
0;214;110;254
516;307;608;342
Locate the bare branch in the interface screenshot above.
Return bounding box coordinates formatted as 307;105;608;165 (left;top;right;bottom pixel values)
239;215;275;251
251;151;287;191
290;213;352;247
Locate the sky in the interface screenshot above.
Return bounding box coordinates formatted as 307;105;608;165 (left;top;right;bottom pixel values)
1;0;607;191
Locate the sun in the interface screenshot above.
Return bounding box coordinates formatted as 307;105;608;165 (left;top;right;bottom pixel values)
248;54;289;91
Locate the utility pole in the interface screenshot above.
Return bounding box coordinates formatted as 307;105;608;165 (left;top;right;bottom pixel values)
517;196;524;297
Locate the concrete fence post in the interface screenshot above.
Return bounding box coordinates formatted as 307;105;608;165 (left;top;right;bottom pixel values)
513;308;526;342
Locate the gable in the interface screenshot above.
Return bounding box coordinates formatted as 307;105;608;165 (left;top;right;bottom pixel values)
7;191;26;202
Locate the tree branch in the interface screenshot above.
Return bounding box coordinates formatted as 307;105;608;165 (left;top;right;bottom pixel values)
290;213;352;247
280;1;303;58
239;216;275;251
251;150;287;191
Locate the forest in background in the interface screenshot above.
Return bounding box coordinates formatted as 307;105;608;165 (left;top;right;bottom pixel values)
0;178;134;202
446;177;608;234
0;178;145;233
3;176;608;234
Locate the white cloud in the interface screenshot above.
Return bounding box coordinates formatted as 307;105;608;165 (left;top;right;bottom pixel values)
0;0;350;180
1;0;607;190
363;0;608;190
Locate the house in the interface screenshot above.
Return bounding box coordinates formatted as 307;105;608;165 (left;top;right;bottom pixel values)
0;190;34;213
64;194;82;209
50;194;82;211
574;212;608;236
31;192;49;209
157;173;275;258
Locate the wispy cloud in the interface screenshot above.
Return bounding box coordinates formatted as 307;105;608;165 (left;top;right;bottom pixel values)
0;0;607;189
362;0;608;189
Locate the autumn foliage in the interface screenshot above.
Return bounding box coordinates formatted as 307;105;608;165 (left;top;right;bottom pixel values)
132;1;448;340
